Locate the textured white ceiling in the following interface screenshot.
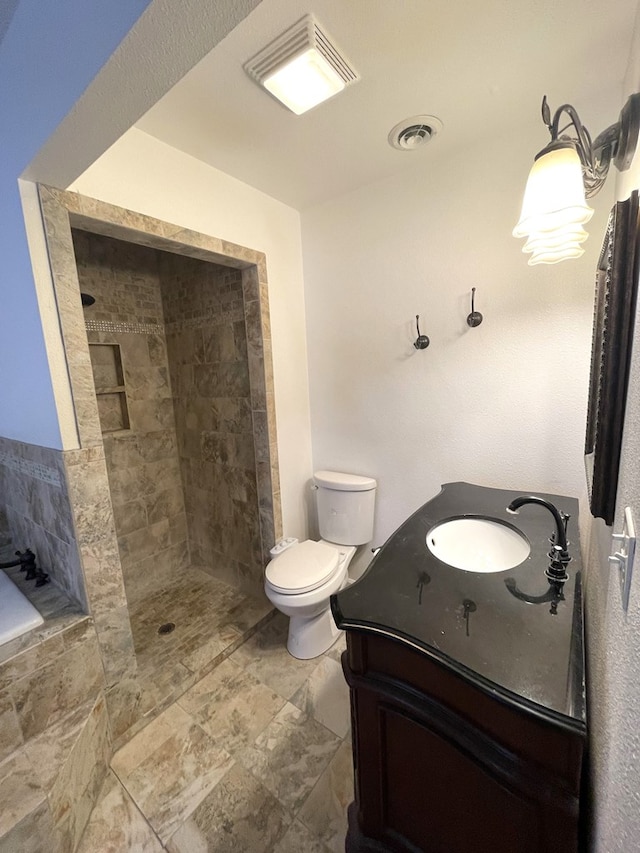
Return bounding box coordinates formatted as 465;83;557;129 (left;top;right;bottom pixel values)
136;0;638;210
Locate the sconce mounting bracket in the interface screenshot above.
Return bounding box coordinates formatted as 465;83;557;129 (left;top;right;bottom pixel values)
611;93;640;172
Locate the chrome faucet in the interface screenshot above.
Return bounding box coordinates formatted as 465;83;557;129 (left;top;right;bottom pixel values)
507;495;570;583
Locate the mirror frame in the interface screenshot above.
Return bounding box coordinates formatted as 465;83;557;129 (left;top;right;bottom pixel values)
585;189;640;525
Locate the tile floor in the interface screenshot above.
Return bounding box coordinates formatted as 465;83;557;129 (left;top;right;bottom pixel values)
128;568;274;721
78;613;353;852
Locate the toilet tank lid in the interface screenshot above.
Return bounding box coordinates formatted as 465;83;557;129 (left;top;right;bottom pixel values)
314;470;377;491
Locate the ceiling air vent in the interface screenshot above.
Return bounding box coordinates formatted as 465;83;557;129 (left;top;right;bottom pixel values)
388;115;443;151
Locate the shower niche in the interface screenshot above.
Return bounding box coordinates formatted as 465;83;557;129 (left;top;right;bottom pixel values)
89;343;130;433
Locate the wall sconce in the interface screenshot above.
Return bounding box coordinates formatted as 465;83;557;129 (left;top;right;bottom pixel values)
513;94;640;265
244;15;359;115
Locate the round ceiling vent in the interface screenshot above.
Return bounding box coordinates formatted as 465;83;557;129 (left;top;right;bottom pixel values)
388;115;443;151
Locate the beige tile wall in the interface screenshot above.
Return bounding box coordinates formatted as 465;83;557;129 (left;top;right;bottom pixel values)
0;615;110;852
72;230;189;605
160;253;263;592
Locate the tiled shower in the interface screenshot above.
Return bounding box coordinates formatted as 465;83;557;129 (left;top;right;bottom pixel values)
74;230;263;600
72;228;271;706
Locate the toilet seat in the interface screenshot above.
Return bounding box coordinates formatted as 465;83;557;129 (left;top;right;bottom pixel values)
265;540;340;594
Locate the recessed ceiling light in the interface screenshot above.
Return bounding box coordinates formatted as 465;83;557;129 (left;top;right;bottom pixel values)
244;15;359;115
388;116;443;151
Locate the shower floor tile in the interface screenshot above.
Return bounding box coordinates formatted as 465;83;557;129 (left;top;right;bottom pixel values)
127;567;273;720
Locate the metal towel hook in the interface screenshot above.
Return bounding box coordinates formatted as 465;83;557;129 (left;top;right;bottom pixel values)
413;315;430;349
466;287;483;327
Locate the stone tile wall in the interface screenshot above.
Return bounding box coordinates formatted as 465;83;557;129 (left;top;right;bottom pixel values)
72;230;189;605
61;444;139;742
0;437;87;609
160;253;263;591
0;614;110;852
0;435;129;847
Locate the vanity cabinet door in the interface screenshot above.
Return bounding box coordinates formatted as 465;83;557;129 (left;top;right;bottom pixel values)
344;632;584;853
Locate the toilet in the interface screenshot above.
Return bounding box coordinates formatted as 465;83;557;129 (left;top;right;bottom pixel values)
264;470;377;659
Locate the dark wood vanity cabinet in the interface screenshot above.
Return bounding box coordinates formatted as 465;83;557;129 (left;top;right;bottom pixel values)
343;631;586;853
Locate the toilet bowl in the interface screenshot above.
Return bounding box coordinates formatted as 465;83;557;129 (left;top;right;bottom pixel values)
265;539;356;659
264;470;377;659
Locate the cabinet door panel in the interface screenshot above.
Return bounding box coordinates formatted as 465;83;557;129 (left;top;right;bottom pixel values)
381;706;542;853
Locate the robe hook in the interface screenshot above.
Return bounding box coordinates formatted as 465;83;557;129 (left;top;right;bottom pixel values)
467;288;483;327
413;315;430;350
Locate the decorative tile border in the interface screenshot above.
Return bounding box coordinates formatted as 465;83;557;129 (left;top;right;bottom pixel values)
85;320;164;335
0;452;62;488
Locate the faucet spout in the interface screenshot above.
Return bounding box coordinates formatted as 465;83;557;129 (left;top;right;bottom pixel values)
507;495;568;552
507;495;571;584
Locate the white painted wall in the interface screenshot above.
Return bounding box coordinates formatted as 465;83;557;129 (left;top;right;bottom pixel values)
69;128;313;540
586;4;640;849
301;113;614;549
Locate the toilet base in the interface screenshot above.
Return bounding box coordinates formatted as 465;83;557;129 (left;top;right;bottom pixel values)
287;607;343;659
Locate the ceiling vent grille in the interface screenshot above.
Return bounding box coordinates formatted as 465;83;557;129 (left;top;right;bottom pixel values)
244;15;359;90
388;116;443;151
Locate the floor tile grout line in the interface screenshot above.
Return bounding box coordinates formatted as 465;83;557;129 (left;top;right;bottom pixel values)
103;768;166;850
200;694;343;820
267;809;301;853
174;665;289;749
161;757;239;850
293;737;354;843
113;722;238;845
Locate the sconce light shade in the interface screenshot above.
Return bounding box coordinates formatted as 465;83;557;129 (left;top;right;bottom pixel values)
514;145;593;265
523;224;589;252
514;145;594;236
513;94;640;265
522;224;589;265
524;241;586;266
244;15;359;115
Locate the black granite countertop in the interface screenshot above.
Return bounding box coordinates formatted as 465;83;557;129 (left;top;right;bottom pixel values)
331;482;586;733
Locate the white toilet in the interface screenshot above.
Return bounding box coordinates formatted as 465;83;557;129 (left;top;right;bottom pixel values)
264;470;377;659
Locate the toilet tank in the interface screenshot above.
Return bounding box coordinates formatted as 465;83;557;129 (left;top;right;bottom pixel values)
314;470;377;545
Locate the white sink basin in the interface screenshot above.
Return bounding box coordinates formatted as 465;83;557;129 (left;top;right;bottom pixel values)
426;517;530;573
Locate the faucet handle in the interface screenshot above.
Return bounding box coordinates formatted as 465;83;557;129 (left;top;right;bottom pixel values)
546;545;570;583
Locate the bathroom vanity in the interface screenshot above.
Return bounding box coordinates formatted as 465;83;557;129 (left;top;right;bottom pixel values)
331;482;586;853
